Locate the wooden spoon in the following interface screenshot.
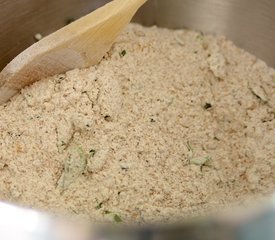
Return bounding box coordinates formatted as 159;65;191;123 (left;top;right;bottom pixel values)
0;0;147;104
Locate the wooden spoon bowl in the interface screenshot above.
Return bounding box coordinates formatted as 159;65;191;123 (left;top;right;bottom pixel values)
0;0;147;104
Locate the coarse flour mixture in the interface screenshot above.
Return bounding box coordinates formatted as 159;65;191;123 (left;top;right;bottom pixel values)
0;24;274;223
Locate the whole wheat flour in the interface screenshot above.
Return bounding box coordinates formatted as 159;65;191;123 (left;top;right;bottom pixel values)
0;23;274;223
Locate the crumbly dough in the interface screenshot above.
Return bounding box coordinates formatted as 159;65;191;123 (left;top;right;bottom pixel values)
0;23;274;223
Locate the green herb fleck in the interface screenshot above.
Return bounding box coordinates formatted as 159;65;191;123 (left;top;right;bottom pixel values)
95;202;103;210
196;33;204;41
89;149;96;157
186;141;194;160
104;115;112;122
104;210;112;215
203;103;212;110
119;50;127;57
190;156;211;166
186;141;193;152
113;214;123;223
249;85;268;103
76;146;85;160
57;146;87;192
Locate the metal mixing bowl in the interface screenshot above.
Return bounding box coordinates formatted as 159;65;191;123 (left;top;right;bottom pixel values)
0;0;275;70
